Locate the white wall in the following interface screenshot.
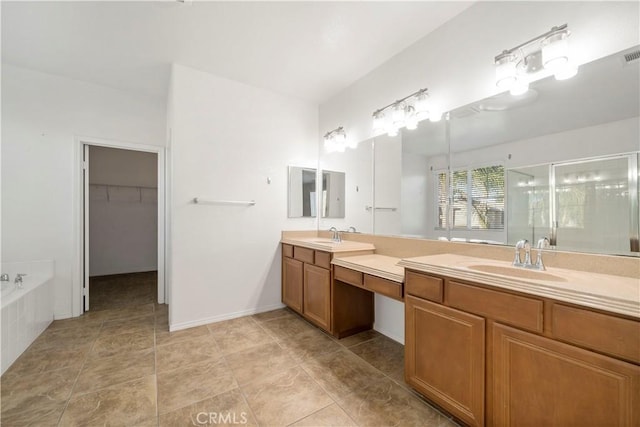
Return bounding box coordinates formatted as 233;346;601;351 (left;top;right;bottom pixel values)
1;64;166;318
89;146;158;276
319;1;639;343
168;64;318;330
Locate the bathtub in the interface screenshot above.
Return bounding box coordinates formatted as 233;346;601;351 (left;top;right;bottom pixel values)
1;260;55;375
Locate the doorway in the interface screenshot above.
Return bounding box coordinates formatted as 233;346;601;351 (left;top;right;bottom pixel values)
76;137;165;316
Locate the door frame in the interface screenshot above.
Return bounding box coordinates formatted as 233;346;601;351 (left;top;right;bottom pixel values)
73;135;166;317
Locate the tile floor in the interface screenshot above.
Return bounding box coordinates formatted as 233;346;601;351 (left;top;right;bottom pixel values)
1;303;459;426
89;271;157;311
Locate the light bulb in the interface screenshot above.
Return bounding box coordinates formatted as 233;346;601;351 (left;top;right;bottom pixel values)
554;62;578;80
429;109;443;122
333;130;346;144
372;111;386;135
387;126;399;137
405;105;418;130
392;102;406;128
509;77;529;96
414;92;429;121
495;52;517;90
542;30;570;72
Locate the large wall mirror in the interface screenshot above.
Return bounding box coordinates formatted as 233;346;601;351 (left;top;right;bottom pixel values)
448;45;639;256
319;45;639;258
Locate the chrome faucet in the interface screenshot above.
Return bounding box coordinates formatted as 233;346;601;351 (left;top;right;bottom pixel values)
0;273;9;282
535;237;550;271
347;226;356;233
513;239;528;266
329;227;342;243
14;273;26;289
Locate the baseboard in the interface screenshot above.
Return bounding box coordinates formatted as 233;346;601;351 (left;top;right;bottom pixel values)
373;325;405;345
169;303;286;332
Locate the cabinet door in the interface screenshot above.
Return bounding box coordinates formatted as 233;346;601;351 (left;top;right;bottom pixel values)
303;264;331;331
405;295;485;427
282;257;303;314
493;323;640;426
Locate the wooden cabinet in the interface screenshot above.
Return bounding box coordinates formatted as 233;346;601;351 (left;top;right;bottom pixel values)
282;256;303;313
405;269;640;427
405;295;485;427
493;323;640;426
282;244;332;332
303;264;331;331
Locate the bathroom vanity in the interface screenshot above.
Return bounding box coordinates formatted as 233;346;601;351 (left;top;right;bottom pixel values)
400;255;640;427
280;233;640;427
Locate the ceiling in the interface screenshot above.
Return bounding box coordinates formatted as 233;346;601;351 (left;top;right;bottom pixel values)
1;1;473;103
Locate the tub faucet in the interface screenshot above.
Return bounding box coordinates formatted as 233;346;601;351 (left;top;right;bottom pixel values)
14;273;26;289
0;273;9;282
329;227;342;243
535;237;550;271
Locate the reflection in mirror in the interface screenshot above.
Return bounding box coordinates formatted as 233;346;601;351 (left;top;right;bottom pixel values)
448;45;640;256
372;120;447;238
287;166;317;218
319;139;373;232
321;170;346;218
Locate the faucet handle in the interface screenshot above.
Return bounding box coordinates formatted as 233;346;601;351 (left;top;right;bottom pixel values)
0;273;9;281
537;237;550;249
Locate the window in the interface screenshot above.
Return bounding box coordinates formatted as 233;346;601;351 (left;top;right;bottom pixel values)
436;165;505;230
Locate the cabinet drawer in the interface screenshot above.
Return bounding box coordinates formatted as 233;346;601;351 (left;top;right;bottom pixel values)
334;265;363;287
293;246;314;264
314;251;331;269
447;281;543;333
552;304;640;364
364;274;403;301
405;271;443;303
282;244;293;258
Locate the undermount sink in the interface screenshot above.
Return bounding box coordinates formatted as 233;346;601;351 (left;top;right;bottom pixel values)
311;239;340;244
466;264;567;282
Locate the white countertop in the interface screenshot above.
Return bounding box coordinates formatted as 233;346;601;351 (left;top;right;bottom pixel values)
399;254;640;319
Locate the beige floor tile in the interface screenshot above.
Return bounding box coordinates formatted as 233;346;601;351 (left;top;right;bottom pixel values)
208;317;274;355
59;375;157;427
85;302;155;322
99;314;155;337
73;348;155;395
337;329;383;347
1;367;77;413
251;307;296;323
348;335;405;376
301;348;384;401
335;376;450;427
0;397;67;427
159;388;257;427
156;324;211;347
277;327;342;363
288;403;357;427
259;314;317;341
28;325;101;351
90;329;155;358
5;345;89;375
157;358;237;415
242;366;333;426
156;335;221;373
46;316;104;331
225;341;298;385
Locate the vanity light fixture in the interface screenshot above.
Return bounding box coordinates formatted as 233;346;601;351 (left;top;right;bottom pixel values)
324;126;354;153
495;24;578;95
372;88;439;137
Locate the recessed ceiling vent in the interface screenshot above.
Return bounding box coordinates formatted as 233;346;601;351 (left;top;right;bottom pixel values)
622;50;640;66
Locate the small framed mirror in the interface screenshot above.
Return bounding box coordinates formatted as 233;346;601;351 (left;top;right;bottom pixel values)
321;170;346;218
288;166;317;218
